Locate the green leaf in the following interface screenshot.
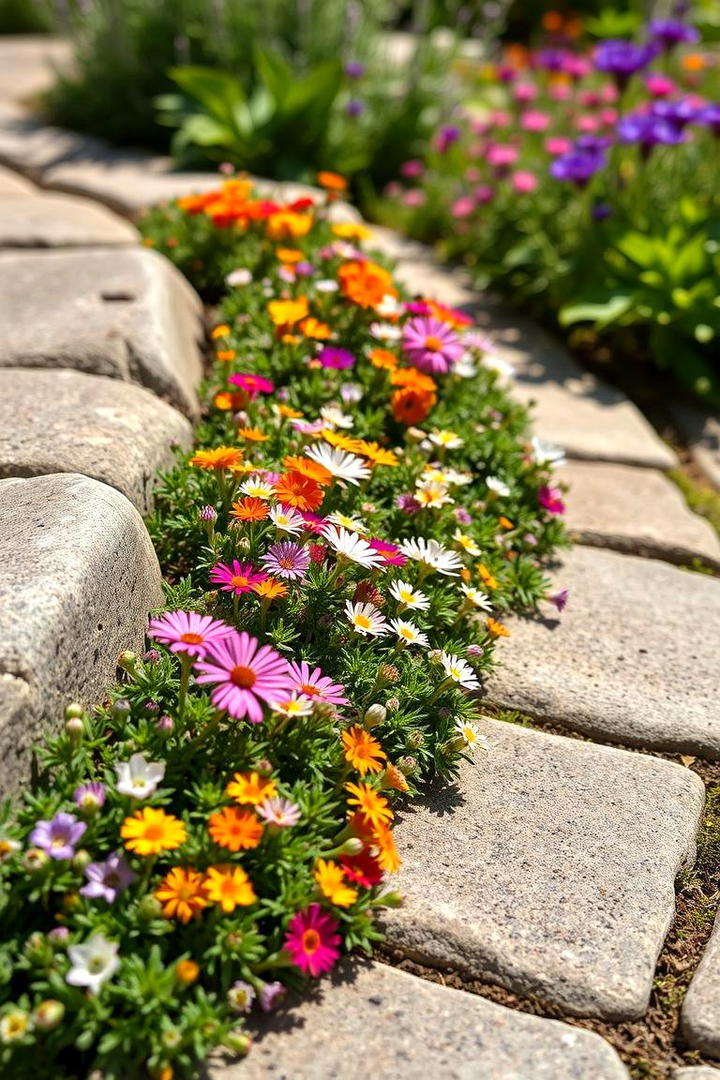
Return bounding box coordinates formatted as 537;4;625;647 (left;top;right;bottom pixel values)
168;66;246;131
559;294;633;327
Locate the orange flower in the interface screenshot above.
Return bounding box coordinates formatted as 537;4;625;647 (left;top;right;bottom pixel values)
175;959;200;984
477;564;499;590
391;386;436;425
252;578;288;600
682;53;706;72
486;617;510;638
321;429;365;453
276;247;304;263
265;211;313;240
121;807;187;856
354;440;399;467
345;782;393;829
211;323;231;340
230;496;269;522
338;260;396;309
216;350;237;363
370;348;398;371
372;820;401;873
189;446;243;470
213;390;245;412
203;864;257;912
273;470;324;511
238;427;269;442
208;806;263;851
282;455;332;485
277;404;304;420
267;296;309;328
317;171;348;192
226;771;278;806
341;726;387;776
155;867;208;924
498;516;514;530
390;367;437;394
383;763;410;793
298;316;331;340
313;858;358;907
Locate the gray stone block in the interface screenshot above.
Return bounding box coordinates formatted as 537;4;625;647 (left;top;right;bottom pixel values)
385;716;704;1019
0;247;204;417
0;473;162;793
485;546;720;756
682;912;720;1058
210;961;630;1079
0;368;192;512
562;461;720;568
0;193;138;247
0;165;35;197
670;405;720;491
672;1069;720;1078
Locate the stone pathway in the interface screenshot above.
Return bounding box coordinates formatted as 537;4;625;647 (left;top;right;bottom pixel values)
0;36;719;1078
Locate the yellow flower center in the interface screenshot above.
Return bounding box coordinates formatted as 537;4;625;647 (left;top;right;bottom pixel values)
231;575;250;588
354;614;372;629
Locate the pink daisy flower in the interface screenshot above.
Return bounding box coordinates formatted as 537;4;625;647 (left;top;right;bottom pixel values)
284;904;341;977
368;539;408;566
147;610;232;659
193;630;295;723
538;485;566;515
301;512;328;535
228;372;274;397
261;542;310;581
257;796;302;828
210;560;268;595
401;316;464;375
287;660;349;705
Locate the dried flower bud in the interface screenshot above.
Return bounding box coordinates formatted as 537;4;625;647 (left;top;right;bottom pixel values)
379;663;399;686
405;730;425;750
354;580;385;607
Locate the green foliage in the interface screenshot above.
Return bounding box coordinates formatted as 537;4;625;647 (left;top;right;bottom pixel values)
0;0;51;33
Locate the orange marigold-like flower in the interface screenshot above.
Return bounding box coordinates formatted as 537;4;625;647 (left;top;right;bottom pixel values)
213;390;245;412
216;350;237;363
321;430;365;453
208;806;263;851
486;617;510;638
477;564;499;589
317;171;348;192
231;496;269;522
298;316;331;340
277;404;304;420
238;427;269;442
341;726;387;776
265;211;313;240
267;296;309;328
391;386;436;425
211;323;231;340
354;440;399;467
383;763;410;793
155;867;208;924
498;516;514;530
121;807;187;856
276;247;304;263
369;348;398;370
175;959;200;984
338;261;396;309
273;470;324;511
372;820;401;873
282;455;332;485
345;782;393;829
390;367;437;394
226;771;278;805
203;864;257;912
313;858;358;907
252;578;289;600
189;446;244;470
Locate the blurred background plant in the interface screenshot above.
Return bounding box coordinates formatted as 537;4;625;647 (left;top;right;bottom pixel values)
0;0;51;33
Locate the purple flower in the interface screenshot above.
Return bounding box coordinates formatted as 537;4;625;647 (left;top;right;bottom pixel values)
698;104;720;136
80;852;137;903
434;124;461;153
30;812;86;860
535;48;569;72
650;99;698;131
344;60;365;79
648;18;700;50
592;201;613;222
261;541;310;581
617;111;686;154
594;39;658;89
401;315;464;374
346;98;365;117
549;589;569;613
317;346;355;370
259;980;287;1012
73;783;106;813
550;147;606;186
396;493;421;514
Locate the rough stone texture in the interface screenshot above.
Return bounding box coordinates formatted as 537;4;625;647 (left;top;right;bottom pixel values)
0;192;138;247
682;912;720;1058
0;368;192;512
672;1069;720;1078
0;246;204;417
369;226;678;471
0;103;94;180
384;716;703;1020
562;461;720;568
670;405;720;490
210;961;630;1080
0;36;72;102
0;164;35;196
485;546;720;757
0;473;162;793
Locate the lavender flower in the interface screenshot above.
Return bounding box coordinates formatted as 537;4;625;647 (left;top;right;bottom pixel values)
435;124;461;153
30;812;86;860
549;589;569;613
259;981;287;1012
594;39;658;89
73;782;106;813
617;111;686;154
344;60;365;79
648;18;700;50
346;98;365;117
80;852;137;903
549;147;606;186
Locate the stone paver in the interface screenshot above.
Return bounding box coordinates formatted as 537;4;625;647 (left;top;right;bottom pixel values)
0;36;72;102
0;247;204;417
485;545;720;757
0;473;162;793
682;912;720;1059
0;102;94;180
368;226;678;471
210;961;630;1080
673;1069;720;1078
0;368;192;512
563;461;720;568
384;715;703;1020
0;164;35;196
670;405;720;491
0;192;138;247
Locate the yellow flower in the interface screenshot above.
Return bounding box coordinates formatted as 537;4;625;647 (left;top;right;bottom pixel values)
267;296;309;328
121;807;187;856
354;440;399;467
341;726;387;776
332;221;371;242
276;247;303;263
225;771;278;806
265;211;313;240
238;427;269;442
210;323;231;340
203;864;257;912
313;858;358;907
477;563;499;590
486;617;510;638
345;782;393;829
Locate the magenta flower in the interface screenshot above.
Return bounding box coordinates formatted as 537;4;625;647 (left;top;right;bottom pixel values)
318;346;355;370
261;542;310;581
30;812;86;860
538;485;566;515
193;631;295;723
401;316;464;375
210;560;268;595
284;904;341;976
148;610;233;659
80;852;136;903
368;539;408;566
287;660;348;705
228;372;274;397
512;171;538;193
549;588;569;612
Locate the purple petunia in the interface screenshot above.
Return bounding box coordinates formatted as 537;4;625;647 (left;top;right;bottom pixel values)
80;852;137;903
30;812;86;860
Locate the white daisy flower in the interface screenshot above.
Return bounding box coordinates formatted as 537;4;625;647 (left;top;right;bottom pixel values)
531;436;566;468
269;504;305;535
398;537;463;577
453;352;478;379
370;321;402;343
305;443;370;485
461;584;493;611
482;354;515;379
376;293;403;318
314;278;339;292
320;405;354;429
486;476;510;498
415;481;453;509
389;618;430;649
240;475;275;500
225;267;253;287
344;600;389;637
440;652;480;690
429;430;464;450
454;530;481;556
270;694;314;717
323;524;384;568
327;511;368;534
455;718;490;750
389;579;430;611
445;469;473;486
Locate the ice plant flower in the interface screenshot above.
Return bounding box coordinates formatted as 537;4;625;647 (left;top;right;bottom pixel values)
313;859;358;907
440;651;480;690
323;524;385;568
305;443;370;485
30;812;86;860
208;806;263;851
193;630;295;722
284;904;341;976
121;807;187;855
287;660;348;705
147;610;232;659
317;346;355;369
80;852;137;903
345;782;393;829
115;753;166;799
401;316;464;374
460;584;493;611
271;693;314;717
389;579;430;610
261;541;311;580
190;446;244;471
210;560;268;595
269;504;305;534
66;934;119;994
398;537;462;576
389;618;430;648
538;485;566;514
204;865;257;912
227;981;256;1013
455;719;490;750
257;796;302;828
155;867;208;923
368;538;407;566
274;470;325;510
341;726;387;775
226;771;278;805
345;601;389;637
73;782;106;813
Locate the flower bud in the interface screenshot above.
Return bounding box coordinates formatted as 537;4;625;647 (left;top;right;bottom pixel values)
65;716;84;743
137;895;163;921
379;663;400;685
375;890;404;907
117;650;139;674
199;505;217;523
397;755;418;776
111;698;131;721
223;1030;252;1056
175;959;200;985
363;704;386;728
64;702;84;720
33;999;64;1031
405;730;424;750
441;736;467;755
385;696;400;712
22;847;48;872
336;836;364;856
71;849;92;871
156;714;174;734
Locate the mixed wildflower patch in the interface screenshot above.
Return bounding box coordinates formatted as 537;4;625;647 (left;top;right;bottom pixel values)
0;179;566;1078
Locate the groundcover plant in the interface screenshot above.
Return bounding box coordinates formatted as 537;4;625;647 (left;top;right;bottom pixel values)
0;176;566;1079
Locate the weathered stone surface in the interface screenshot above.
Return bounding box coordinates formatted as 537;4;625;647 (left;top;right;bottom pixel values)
563;461;720;568
670;405;720;490
368;226;678;470
682;912;720;1058
0;103;95;180
0;473;162;793
384;716;703;1020
0;192;138;247
0;37;72;103
485;546;720;756
0;247;204;417
0;368;192;512
0;164;35;196
672;1069;720;1078
210;961;630;1080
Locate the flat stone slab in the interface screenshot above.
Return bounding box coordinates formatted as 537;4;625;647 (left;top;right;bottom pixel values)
0;192;138;247
670;405;720;491
368;227;677;471
0;368;192;513
0;473;162;794
210;960;630;1079
563;461;720;568
0;164;35;196
384;716;703;1020
682;912;720;1058
0;103;96;180
485;546;720;757
0;37;72;103
0;246;204;417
